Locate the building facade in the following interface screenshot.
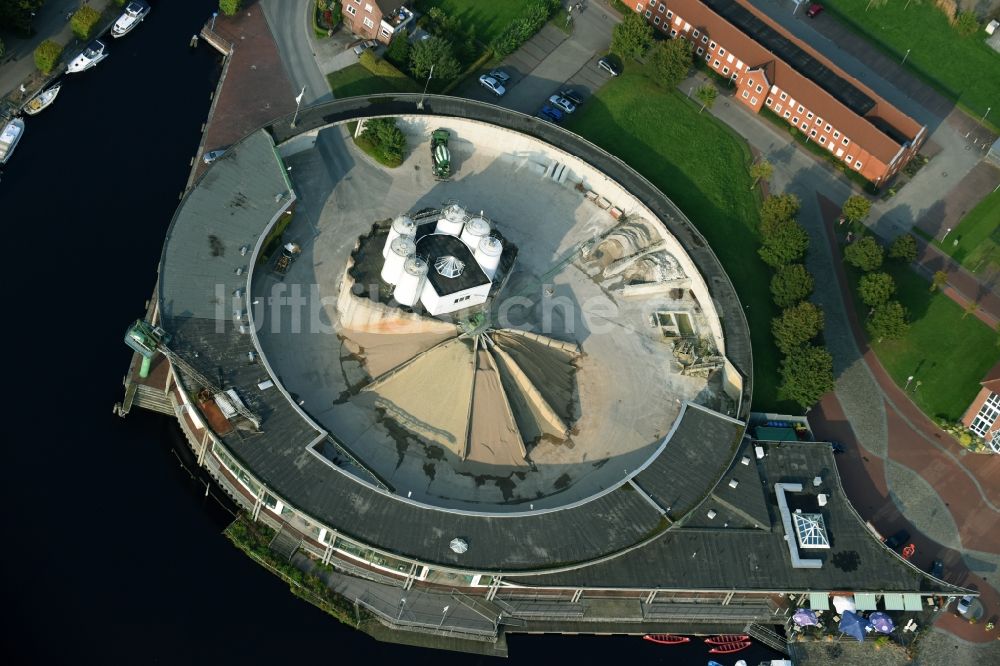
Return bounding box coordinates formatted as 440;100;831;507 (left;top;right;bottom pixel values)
961;362;1000;452
632;0;926;186
341;0;413;44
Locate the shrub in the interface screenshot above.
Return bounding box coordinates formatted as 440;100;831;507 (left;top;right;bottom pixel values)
844;235;884;271
491;0;556;58
772;302;825;354
384;29;411;69
33;39;63;75
954;11;980;37
70;6;101;41
771;264;814;307
359;117;407;167
219;0;243;17
889;234;918;262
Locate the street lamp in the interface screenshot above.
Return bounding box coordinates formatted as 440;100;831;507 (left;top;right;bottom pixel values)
438;605;450;629
417;65;434;110
901;48;911;65
942;227;952;241
905;375;914;391
397;597;407;621
982;107;992;124
290;85;306;128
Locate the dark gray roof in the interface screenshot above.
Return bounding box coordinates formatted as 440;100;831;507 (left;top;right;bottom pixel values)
415;233;490;296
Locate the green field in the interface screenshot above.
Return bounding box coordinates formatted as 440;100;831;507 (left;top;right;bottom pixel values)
847;261;1000;421
932;189;1000;274
565;65;789;411
326;63;420;98
414;0;536;44
819;0;1000;126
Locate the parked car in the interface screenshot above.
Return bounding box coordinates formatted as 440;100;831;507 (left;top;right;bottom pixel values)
488;68;511;84
353;39;378;56
806;3;824;18
479;75;506;97
558;88;584;106
539;105;564;122
202;147;229;164
928;559;944;579
885;529;911;551
597;57;620;76
548;94;577;114
956;595;974;617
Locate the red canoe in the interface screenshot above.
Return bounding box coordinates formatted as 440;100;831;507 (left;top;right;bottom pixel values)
708;641;752;655
704;634;750;645
643;634;691;645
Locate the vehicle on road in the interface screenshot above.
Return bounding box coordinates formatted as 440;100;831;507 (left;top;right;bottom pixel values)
597;57;620;76
806;3;824;17
353;40;378;56
203;147;229;164
558;88;584;106
539;105;564;123
956;595;977;618
885;529;910;551
928;559;944;579
548;95;577;114
67;40;109;74
431;129;451;180
479;75;506;97
488;69;511;84
112;1;150;38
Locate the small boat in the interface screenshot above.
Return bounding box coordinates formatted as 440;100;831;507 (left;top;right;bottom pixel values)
23;84;61;116
112;1;150;38
708;640;752;655
705;634;750;644
643;633;691;645
0;117;25;165
67;40;108;73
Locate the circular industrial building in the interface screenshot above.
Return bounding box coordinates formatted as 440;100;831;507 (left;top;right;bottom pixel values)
137;96;955;639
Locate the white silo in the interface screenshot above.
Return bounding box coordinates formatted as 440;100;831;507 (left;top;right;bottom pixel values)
475;236;503;279
383;215;416;257
461;215;491;250
380;236;415;284
394;255;428;306
435;203;467;236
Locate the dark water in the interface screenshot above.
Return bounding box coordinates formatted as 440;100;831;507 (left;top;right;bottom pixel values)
0;3;780;664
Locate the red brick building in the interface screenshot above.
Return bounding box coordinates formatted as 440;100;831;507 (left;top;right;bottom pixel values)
342;0;414;44
961;362;1000;453
631;0;926;186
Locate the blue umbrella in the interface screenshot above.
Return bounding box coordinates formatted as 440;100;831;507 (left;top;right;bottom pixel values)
793;608;820;626
839;611;871;642
869;611;895;634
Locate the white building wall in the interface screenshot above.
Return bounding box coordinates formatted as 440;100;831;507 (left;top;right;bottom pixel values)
420;281;491;316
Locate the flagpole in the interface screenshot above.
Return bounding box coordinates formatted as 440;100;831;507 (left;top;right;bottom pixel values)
291;85;306;128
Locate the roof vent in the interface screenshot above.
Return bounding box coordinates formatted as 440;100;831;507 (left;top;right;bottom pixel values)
435;255;465;278
755;445;765;459
707;509;717;520
740;456;751;466
729;479;739;489
449;538;469;554
813;476;822;487
818;493;828;506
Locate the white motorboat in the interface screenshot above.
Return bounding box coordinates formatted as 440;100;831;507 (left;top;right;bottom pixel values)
112;1;150;38
0;118;25;165
67;40;108;74
23;84;61;116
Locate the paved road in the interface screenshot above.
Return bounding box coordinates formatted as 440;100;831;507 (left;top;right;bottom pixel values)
260;0;332;105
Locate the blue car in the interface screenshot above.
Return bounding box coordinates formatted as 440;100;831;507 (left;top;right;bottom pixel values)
539;105;563;122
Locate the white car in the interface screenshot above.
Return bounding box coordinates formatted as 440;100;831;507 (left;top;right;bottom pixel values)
479;75;506;97
956;595;975;617
548;95;576;114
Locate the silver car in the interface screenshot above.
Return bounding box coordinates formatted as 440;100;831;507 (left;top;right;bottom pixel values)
479;75;506;97
548;95;576;114
353;40;378;56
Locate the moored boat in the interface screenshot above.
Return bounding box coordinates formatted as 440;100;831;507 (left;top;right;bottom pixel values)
705;633;750;644
708;640;752;654
24;84;61;116
112;1;150;38
67;40;108;74
0;117;25;165
643;633;691;645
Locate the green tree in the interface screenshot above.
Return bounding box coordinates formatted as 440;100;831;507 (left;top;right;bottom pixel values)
611;11;652;61
649;37;691;90
409;36;461;82
841;194;872;225
749;159;774;190
772;301;825;354
858;272;896;307
759;217;809;268
33;39;62;75
888;234;918;263
779;344;835;409
0;0;45;34
770;264;814;307
954;11;980;37
931;269;948;292
844;235;883;271
759;193;800;227
696;82;717;113
384;29;410;69
70;5;101;40
219;0;242;17
361;117;407;165
867;301;908;342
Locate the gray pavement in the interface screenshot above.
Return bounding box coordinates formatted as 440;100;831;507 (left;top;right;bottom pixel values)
260;0;332;105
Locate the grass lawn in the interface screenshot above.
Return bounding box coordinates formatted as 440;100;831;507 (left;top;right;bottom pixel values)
819;0;1000;127
565;64;790;411
414;0;536;44
932;189;1000;274
846;260;1000;421
326;63;420;98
